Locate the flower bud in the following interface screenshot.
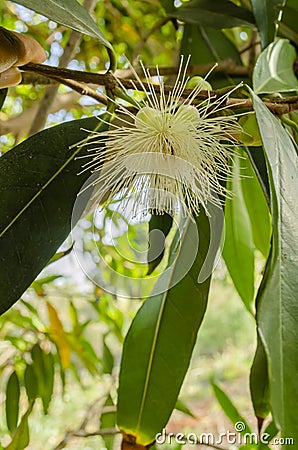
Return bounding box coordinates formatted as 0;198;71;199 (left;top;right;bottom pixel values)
0;26;46;88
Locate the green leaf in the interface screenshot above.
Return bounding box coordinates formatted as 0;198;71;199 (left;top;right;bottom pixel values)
12;0;112;49
250;336;270;422
261;421;279;446
147;212;173;275
241;150;271;258
246;146;270;204
0;117;104;315
222;152;255;314
118;210;218;445
31;344;54;414
250;0;285;48
175;399;195;418
5;402;34;450
170;0;254;29
211;380;251;434
180;24;244;87
24;365;38;401
100;395;116;450
47;301;71;370
250;88;298;442
253;39;298;94
279;3;298;46
6;371;20;434
41;351;55;414
0;88;7;110
160;0;174;13
102;338;114;375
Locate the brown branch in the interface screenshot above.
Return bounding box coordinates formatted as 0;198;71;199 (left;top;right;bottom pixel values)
52;399;118;450
28;0;97;135
48;75;108;105
73;428;120;438
20;62;298;115
137;60;251;77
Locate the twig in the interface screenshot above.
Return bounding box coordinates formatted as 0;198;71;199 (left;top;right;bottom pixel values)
20;62;298;114
73;428;120;438
48;75;108;105
51;392;118;450
132;17;172;64
136;60;251;77
28;0;97;135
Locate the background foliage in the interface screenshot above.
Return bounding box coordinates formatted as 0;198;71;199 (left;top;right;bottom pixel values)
0;0;298;449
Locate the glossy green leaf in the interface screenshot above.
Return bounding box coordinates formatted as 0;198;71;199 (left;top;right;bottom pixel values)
246;146;270;204
160;0;174;13
175;399;195;418
147;212;173;275
250;0;285;48
250;88;298;442
100;395;116;449
31;344;54;414
253;39;298;94
250;336;270;422
118;210;218;445
0;117;103;315
242;149;271;258
12;0;112;49
222;152;255;314
259;421;279;448
6;371;20;433
211;380;251;434
170;0;254;29
24;365;38;401
0;88;7;110
180;24;244;87
5;403;33;450
102;338;114;375
279;3;298;46
47;301;71;370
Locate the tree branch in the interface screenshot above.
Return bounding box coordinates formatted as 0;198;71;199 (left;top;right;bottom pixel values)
20;62;298;115
28;0;97;135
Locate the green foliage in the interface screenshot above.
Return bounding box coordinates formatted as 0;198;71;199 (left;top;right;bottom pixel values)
250;336;270;421
117;212;214;444
211;380;251;435
253;39;298;93
0;0;298;448
0;117;103;314
0;89;7;110
222;152;255;313
250;0;285;48
147;212;173;275
250;89;298;444
12;0;112;49
170;0;255;29
5;372;20;433
5;403;33;450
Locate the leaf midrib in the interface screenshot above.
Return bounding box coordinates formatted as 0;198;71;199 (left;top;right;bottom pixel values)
0;145;82;239
135;217;195;434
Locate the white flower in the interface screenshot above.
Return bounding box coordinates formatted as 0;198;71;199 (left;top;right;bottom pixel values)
80;57;242;217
